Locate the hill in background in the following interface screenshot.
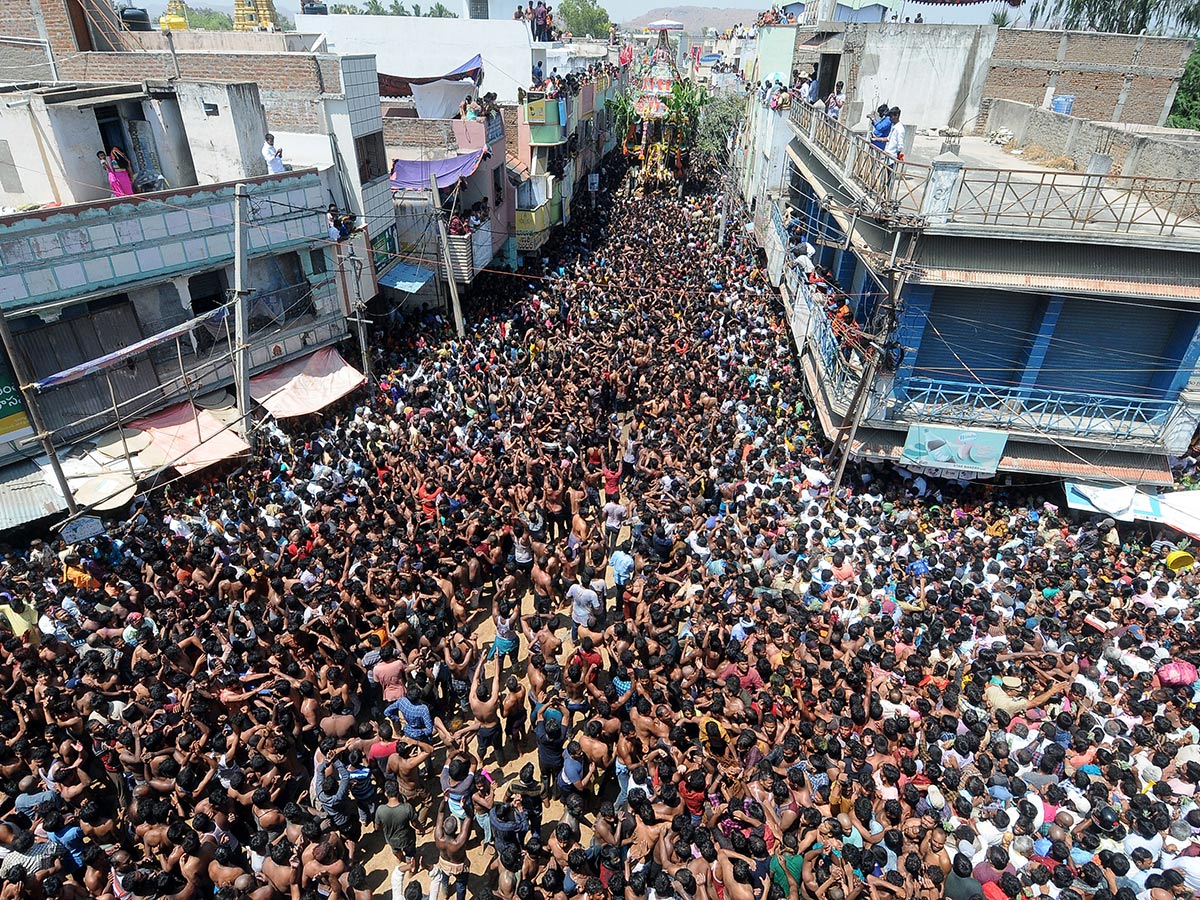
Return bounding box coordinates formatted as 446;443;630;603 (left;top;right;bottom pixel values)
624;6;758;32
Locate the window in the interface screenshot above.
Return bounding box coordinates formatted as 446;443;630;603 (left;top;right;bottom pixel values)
310;248;328;275
188;270;228;316
493;163;504;207
354;131;388;185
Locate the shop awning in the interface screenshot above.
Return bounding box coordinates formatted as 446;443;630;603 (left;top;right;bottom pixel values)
128;401;251;475
849;426;1173;486
378;263;436;293
249;347;366;419
390;150;486;190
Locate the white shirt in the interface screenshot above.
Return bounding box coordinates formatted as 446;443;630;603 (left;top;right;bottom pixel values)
262;141;285;174
884;122;907;158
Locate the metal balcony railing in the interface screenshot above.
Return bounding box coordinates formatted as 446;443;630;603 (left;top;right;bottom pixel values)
788;101;1200;242
792;262;1173;442
896;378;1173;441
439;225;493;283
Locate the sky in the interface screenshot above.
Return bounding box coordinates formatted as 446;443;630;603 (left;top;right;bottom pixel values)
605;0;766;22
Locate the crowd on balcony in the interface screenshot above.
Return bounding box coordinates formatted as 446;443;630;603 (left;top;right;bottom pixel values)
447;199;491;236
530;60;620;98
756;6;798;25
455;92;501;124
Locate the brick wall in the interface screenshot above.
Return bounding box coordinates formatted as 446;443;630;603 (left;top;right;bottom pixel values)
382;116;456;149
262;95;326;132
57;51;339;92
978;29;1194;132
0;40;54;82
0;0;42;39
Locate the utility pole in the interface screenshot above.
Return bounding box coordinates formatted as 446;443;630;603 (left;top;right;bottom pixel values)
347;247;371;383
0;313;77;513
717;177;728;246
233;183;251;438
430;172;465;339
827;350;878;506
828;267;901;505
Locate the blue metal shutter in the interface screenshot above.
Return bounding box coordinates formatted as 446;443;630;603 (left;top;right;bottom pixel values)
1036;299;1193;399
913;287;1040;385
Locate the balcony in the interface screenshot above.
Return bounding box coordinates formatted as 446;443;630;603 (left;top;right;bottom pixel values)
525;92;575;146
579;83;595;117
0;170;327;315
793;265;1176;445
439;225;495;284
516;200;552;252
788;102;1200;248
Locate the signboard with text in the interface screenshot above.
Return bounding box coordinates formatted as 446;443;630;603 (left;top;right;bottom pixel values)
0;355;33;447
899;424;1008;478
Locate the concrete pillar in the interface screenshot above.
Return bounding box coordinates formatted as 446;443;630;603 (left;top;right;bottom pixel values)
1041;33;1070;109
1113;35;1147;123
919;152;965;226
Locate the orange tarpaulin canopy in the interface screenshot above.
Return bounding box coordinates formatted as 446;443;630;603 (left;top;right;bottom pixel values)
128;402;250;475
249;347;366;419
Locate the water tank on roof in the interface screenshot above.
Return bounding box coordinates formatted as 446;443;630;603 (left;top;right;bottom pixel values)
1050;94;1075;115
300;0;329;13
119;6;154;30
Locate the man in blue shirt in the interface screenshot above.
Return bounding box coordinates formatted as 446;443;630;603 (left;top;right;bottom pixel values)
872;110;894;150
610;541;635;588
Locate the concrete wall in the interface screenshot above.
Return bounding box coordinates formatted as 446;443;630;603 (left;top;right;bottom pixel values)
987;99;1200;183
174;82;269;184
842;24;997;131
736;95;790;239
142;96;199;191
298;13;534;104
122;30;323;53
748;25;798;84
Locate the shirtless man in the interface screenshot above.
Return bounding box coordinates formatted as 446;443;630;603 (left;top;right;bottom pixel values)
430;804;471;900
470;651;504;764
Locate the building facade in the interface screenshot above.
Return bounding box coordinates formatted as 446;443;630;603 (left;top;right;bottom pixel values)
776;99;1200;486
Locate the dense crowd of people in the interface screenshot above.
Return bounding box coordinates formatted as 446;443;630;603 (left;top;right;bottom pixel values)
1;160;1199;900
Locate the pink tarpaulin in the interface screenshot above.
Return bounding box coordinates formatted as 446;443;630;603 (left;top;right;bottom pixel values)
129;402;251;475
249;347;366;419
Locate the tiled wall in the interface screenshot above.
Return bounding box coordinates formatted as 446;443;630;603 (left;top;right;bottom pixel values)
341;55;385;141
0;171;328;314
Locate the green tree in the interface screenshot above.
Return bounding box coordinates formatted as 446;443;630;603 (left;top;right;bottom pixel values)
410;2;422;13
275;11;295;29
183;5;234;29
329;2;360;11
363;0;386;11
1046;0;1200;33
426;2;457;15
695;91;746;171
556;0;610;37
990;9;1012;26
1170;47;1200;128
388;0;409;13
